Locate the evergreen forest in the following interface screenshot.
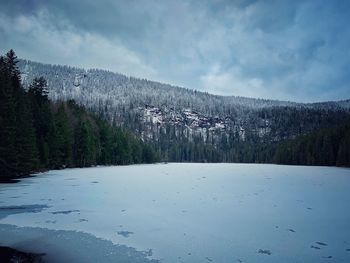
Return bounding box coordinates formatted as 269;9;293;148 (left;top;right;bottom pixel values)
1;49;350;180
0;50;158;180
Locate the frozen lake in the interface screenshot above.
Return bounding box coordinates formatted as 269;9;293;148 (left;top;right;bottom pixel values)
1;163;350;262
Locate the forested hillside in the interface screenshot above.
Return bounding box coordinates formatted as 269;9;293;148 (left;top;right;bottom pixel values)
1;50;349;177
0;50;158;179
17;58;350;166
274;122;350;166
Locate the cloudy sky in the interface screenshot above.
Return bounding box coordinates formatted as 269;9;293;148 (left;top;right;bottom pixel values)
1;0;349;102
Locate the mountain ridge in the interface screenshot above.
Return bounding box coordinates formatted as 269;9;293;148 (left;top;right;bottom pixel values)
18;59;350;108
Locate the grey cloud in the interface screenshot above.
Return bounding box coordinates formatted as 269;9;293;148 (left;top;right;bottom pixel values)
0;0;349;102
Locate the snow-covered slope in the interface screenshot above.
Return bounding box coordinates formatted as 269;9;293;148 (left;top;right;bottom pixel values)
18;59;350;146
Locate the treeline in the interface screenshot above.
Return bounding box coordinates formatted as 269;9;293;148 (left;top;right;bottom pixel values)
273;122;350;166
1;49;348;174
156;139;274;164
153;122;350;167
0;50;158;179
154;130;273;163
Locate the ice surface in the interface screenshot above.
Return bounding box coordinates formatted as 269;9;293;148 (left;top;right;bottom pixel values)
0;163;350;262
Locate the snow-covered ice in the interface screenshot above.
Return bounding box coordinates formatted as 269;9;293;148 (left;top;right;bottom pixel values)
1;163;350;262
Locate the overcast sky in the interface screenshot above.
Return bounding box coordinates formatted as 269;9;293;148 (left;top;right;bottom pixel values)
1;0;349;102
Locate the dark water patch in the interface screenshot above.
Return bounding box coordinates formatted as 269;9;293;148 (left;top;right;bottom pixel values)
205;256;213;261
79;219;88;222
0;246;45;263
307;207;313;210
0;224;160;262
258;249;272;255
91;181;99;184
10;196;21;198
117;231;134;237
121;209;126;212
316;242;327;246
346;248;350;252
311;245;321;250
0;205;49;220
51;210;80;215
322;256;333;259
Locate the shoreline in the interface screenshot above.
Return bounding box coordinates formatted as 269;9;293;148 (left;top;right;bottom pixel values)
1;162;349;184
